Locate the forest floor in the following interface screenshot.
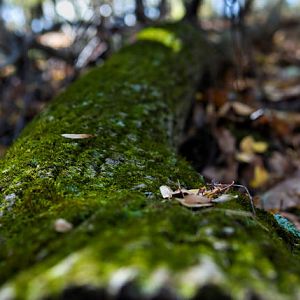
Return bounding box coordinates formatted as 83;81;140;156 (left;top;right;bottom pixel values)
180;18;300;229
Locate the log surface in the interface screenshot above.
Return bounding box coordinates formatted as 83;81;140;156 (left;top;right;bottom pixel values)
0;22;300;300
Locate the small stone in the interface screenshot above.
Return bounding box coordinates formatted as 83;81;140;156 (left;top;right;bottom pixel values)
4;193;16;202
54;218;73;233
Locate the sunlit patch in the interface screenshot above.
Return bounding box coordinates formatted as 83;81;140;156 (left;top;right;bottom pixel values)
99;4;113;17
124;13;136;27
56;0;76;22
38;32;74;49
138;28;182;53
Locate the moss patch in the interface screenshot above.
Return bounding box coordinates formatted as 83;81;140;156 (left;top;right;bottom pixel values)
0;22;300;299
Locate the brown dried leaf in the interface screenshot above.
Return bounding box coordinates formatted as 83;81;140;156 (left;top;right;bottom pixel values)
188;189;201;194
252;141;268;153
231;102;255;116
236;152;255;163
212;194;238;203
214;127;236;155
183;194;211;204
260;169;300;210
239;136;268;158
172;188;191;198
268;151;293;178
176;197;213;208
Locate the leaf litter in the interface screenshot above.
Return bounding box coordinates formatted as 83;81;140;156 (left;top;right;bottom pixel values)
178;21;300;231
160;181;251;212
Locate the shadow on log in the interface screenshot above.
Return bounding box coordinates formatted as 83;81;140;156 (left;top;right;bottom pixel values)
0;22;300;300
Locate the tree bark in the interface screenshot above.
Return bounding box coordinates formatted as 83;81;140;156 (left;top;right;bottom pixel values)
135;0;148;24
184;0;203;22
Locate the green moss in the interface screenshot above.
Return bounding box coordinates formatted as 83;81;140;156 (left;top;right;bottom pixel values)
0;22;300;299
138;28;183;52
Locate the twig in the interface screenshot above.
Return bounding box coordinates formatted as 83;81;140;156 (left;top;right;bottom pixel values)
207;182;256;215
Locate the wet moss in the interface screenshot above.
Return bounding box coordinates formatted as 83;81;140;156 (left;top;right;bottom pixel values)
0;22;300;299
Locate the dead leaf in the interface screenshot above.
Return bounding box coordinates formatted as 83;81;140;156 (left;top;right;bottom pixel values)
265;82;300;102
160;185;173;199
236;152;255;163
260;169;300;210
212;194;238;203
252;141;268;153
158;183;240;208
240;136;254;153
39;32;74;49
61;134;95;139
172;188;191;198
268;151;293;178
176;198;213;208
250;165;270;188
183;194;211;204
207;88;228;108
237;136;268;163
240;136;267;154
214;127;236;155
231;102;255;116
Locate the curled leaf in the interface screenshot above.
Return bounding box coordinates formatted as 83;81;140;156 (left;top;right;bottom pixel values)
61;134;95;139
252;141;268;153
240;136;255;153
250;165;270;188
236;152;255;163
176;198;213;208
240;136;268;154
231;102;255;116
212;194;238;203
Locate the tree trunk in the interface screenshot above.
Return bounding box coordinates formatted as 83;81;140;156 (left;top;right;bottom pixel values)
0;22;300;300
184;0;203;22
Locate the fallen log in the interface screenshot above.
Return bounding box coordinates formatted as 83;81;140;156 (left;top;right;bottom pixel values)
0;22;300;300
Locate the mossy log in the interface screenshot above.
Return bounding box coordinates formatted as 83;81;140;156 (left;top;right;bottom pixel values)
0;22;300;300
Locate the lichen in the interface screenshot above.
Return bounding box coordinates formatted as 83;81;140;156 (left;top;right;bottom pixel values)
0;22;300;300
